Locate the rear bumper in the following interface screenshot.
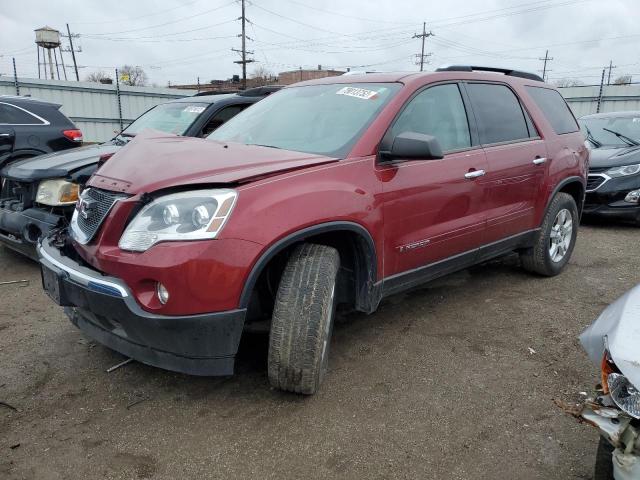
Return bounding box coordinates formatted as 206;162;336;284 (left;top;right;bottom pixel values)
38;237;246;376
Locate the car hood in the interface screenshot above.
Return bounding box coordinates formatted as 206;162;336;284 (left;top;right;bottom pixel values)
589;145;640;170
580;283;640;389
87;131;338;194
2;143;120;182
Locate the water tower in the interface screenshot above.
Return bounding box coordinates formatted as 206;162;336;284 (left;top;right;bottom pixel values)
35;26;66;80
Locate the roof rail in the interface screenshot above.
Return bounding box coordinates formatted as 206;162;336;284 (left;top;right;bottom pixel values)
435;65;544;82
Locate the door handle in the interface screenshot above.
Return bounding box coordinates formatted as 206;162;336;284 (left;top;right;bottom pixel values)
0;133;11;137
464;169;486;179
533;157;547;165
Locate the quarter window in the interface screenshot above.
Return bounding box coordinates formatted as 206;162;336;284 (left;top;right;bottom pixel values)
0;103;44;125
466;83;530;144
525;86;579;135
390;84;471;152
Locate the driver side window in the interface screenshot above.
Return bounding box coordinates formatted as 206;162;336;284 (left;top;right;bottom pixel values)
390;84;471;152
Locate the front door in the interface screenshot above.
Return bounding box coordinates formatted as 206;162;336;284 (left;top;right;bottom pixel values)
378;83;488;280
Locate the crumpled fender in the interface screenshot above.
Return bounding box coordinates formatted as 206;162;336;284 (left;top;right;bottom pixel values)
580;284;640;390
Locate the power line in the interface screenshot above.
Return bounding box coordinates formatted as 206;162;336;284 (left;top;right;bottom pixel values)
82;0;236;36
71;0;203;25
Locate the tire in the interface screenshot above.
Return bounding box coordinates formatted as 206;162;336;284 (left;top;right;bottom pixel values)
594;437;614;480
268;243;340;395
520;192;578;276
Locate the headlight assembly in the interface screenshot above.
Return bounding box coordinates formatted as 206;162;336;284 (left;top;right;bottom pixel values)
606;164;640;178
36;179;80;206
608;372;640;419
118;189;237;252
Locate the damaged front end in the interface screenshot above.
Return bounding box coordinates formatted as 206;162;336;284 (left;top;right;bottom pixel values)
560;284;640;479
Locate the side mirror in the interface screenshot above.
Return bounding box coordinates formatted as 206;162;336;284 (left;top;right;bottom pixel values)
379;132;444;161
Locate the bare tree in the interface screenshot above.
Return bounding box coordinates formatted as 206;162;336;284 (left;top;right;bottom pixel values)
250;65;275;86
85;71;113;84
554;78;585;88
118;65;148;86
613;75;632;85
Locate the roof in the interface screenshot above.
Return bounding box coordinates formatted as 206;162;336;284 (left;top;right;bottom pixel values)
580;111;640;119
287;69;547;88
167;93;237;105
0;95;61;108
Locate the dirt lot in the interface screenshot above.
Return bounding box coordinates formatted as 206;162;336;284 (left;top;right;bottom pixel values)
1;222;638;480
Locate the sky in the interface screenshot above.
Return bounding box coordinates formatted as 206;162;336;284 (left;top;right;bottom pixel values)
0;0;638;87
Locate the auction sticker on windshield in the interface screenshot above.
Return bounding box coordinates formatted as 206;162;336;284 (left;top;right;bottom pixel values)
336;86;380;100
184;106;206;114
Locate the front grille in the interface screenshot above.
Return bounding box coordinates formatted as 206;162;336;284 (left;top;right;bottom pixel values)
586;174;608;192
71;187;128;244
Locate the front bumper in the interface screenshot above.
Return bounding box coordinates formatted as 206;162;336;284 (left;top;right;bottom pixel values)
38;237;247;376
0;206;65;259
584;173;640;222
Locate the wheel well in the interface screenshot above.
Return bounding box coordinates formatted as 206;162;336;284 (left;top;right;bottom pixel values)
558;180;585;215
243;227;378;323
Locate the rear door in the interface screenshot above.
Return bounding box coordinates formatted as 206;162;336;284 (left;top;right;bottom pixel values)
379;82;488;279
464;82;547;244
0;104;18;161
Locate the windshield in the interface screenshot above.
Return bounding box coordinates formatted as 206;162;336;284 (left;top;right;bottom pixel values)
121;102;209;137
208;83;401;158
579;116;640;147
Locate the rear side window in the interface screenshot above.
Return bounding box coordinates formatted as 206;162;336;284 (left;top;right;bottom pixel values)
466;83;529;144
390;83;471;152
0;103;45;125
525;86;579;135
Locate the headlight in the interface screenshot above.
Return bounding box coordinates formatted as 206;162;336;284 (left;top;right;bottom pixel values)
36;179;80;206
608;373;640;419
606;164;640;177
118;189;237;252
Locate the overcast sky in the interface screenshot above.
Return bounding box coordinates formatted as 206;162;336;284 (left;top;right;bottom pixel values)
1;0;638;87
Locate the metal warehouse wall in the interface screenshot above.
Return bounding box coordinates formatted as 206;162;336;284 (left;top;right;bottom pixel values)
559;84;640;118
0;77;196;142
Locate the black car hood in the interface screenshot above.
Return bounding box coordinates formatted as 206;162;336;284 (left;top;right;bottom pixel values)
1;143;120;182
589;145;640;170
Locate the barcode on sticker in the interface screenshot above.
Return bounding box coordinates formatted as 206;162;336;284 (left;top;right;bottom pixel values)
336;86;379;100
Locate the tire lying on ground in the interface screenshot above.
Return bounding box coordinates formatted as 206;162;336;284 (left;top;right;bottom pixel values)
268;243;340;395
520;192;579;276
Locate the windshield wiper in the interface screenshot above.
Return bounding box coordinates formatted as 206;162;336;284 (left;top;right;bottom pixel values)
602;127;640;146
584;126;602;148
249;143;282;149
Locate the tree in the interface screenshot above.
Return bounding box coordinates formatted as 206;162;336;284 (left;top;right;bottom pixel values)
250;65;275;86
118;65;148;86
554;78;585;88
85;71;113;84
613;75;632;85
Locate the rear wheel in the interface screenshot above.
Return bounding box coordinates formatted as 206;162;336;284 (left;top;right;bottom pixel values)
268;243;340;395
520;192;578;276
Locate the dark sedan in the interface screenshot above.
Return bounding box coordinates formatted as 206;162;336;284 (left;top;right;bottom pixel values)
580;111;640;225
0;87;279;258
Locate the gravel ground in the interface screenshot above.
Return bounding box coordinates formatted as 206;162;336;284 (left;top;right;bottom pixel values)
1;222;638;480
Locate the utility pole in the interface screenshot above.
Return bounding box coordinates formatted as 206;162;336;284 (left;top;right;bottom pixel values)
413;22;433;71
607;60;616;85
65;24;80;81
12;58;19;96
232;0;254;89
539;50;553;81
597;68;606;113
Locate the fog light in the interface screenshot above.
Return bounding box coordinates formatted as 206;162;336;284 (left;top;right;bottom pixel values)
156;282;169;304
624;190;640;203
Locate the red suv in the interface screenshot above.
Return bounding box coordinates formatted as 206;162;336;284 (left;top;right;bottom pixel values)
38;67;588;394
